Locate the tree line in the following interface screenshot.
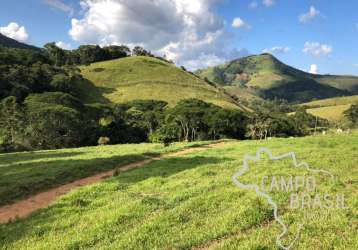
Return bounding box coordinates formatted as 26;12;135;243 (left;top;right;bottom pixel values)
0;93;331;152
43;43;165;66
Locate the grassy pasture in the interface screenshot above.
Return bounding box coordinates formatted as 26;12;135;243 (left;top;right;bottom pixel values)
297;95;358;122
301;95;358;108
0;141;210;206
78;56;238;109
0;132;357;249
305;104;352;122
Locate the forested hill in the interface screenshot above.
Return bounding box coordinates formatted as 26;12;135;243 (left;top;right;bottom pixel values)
196;53;358;103
0;33;39;50
0;41;253;152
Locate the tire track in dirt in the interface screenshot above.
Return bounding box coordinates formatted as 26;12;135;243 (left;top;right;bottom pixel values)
0;142;227;224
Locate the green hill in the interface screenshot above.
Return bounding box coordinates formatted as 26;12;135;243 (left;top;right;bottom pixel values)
196;53;358;103
0;33;39;50
78;56;242;109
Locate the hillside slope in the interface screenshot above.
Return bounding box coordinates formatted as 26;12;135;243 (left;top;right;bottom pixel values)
304;104;352;122
301;95;358;108
299;95;358;122
78;56;242;109
0;33;39;50
196;54;358;103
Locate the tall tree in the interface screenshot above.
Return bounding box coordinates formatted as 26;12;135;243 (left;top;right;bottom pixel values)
344;104;358;124
44;43;66;66
0;96;25;147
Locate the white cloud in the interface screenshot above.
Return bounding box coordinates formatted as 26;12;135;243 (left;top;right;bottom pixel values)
232;17;251;29
185;54;226;70
249;1;258;9
43;0;73;14
184;48;249;70
69;0;247;70
0;22;29;42
263;0;275;7
303;42;332;57
262;46;290;54
299;6;320;23
309;64;318;74
354;64;358;68
56;41;72;50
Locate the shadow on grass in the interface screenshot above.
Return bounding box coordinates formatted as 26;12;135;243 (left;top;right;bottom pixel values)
0;154;151;206
74;78;115;104
0;155;230;247
0;143;219;206
0;152;84;166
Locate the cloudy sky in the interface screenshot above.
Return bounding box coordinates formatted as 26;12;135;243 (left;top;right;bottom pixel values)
1;0;357;74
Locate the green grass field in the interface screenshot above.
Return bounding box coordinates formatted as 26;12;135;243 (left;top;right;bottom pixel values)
0;133;357;249
305;104;352;122
297;95;358;122
301;95;358;108
0;141;211;206
78;56;239;109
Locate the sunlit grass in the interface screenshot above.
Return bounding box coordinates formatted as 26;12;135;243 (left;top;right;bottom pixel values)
0;141;210;206
306;104;352;122
301;95;358;108
79;56;238;109
0;132;357;249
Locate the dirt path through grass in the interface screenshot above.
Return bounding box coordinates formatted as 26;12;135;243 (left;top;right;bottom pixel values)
0;142;227;224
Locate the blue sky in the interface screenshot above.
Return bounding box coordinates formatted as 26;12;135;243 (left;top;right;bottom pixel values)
0;0;357;75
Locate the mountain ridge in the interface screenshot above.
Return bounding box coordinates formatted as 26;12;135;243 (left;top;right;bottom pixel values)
0;33;40;50
196;53;358;103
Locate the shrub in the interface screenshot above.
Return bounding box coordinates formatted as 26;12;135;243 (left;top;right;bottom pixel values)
98;136;110;145
344;104;358;125
149;123;178;146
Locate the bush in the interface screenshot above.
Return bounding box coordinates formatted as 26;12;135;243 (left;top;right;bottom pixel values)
149;123;179;146
344;104;358;125
98;136;110;145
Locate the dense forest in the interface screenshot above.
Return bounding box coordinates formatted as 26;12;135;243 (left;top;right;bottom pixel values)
0;43;353;153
